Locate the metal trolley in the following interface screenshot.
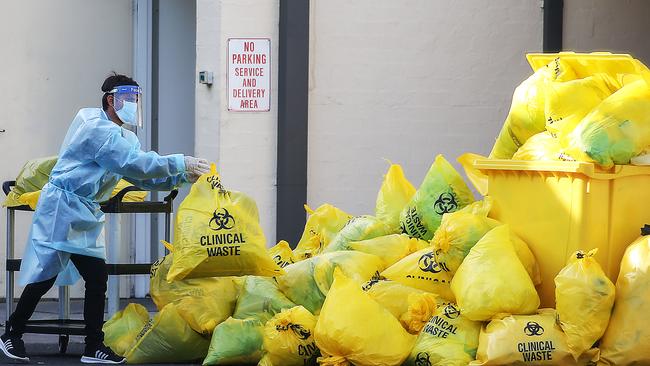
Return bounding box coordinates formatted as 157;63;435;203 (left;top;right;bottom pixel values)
3;181;177;353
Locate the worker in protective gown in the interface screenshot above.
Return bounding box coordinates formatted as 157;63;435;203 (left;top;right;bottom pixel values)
0;74;210;364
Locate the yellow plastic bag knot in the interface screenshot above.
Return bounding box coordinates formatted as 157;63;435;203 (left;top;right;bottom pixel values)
402;293;438;333
317;355;350;366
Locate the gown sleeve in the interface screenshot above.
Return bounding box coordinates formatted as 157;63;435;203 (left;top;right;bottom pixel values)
94;131;186;180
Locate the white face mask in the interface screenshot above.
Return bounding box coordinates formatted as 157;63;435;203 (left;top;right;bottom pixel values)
114;101;138;125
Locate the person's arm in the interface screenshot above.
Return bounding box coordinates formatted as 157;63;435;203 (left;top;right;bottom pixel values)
123;173;189;191
94;132;186;180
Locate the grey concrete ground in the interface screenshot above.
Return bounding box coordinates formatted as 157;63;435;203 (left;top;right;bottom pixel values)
0;298;203;366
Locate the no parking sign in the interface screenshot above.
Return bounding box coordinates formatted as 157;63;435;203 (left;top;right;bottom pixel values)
227;38;271;112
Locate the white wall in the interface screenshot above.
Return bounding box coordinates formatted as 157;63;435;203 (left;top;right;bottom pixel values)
0;0;133;298
196;0;280;246
564;0;650;64
307;0;543;216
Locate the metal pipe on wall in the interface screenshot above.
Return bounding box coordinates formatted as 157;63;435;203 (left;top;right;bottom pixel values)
276;0;310;246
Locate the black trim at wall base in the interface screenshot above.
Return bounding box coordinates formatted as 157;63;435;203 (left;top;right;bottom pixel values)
277;0;310;247
543;0;563;52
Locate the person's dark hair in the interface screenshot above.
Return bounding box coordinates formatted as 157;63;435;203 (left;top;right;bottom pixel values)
101;72;139;110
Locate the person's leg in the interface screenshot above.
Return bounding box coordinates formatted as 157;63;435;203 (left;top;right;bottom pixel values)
4;276;56;337
69;255;124;363
1;276;56;361
69;254;108;348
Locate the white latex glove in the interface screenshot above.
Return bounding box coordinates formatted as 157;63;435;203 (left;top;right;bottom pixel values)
184;156;210;183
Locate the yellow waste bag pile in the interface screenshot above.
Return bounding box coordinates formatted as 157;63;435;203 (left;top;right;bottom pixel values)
488;52;650;167
97;61;650;365
105;158;546;365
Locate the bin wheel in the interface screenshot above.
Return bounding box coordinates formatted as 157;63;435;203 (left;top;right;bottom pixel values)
58;334;69;354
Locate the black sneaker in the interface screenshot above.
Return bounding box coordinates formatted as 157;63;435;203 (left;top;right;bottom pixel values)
81;344;125;364
0;334;29;362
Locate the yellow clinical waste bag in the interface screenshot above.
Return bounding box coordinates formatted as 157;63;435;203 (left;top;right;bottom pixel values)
599;232;650;365
125;303;210;364
3;155;58;208
544;74;615;138
293;204;353;260
268;240;296;268
512;132;565;162
432;198;500;276
555;249;615;359
349;234;428;268
404;303;482;366
277;251;385;315
103;303;150;357
314;269;416;366
175;295;234;335
563;79;650;167
375;163;416;232
490;57;576;159
381;247;455;301
17;179;149;210
258;306;320;366
399;155;475;240
167;166;283;280
471;309;597;366
203;317;265;365
323;215;392;253
149;254;241;311
451;225;540;322
364;279;438;334
231;276;296;321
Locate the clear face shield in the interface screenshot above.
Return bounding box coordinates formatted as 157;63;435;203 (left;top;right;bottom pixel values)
110;85;143;128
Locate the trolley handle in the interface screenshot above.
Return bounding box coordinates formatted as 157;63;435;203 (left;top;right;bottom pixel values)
100;185;179;213
105;185;147;203
2;180;16;196
164;189;178;203
105;186;178;204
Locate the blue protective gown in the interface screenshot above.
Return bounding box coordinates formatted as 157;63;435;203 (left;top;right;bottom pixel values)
18;108;187;286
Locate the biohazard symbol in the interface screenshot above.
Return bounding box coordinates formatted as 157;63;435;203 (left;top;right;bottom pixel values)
207;175;224;190
276;323;311;340
362;278;380;291
418;252;443;274
209;208;235;231
414;352;432;366
443;304;461;320
434;192;458;215
524;321;545;336
400;221;408;235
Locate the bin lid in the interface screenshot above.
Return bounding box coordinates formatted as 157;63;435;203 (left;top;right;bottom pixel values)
472;158;650;180
526;52;645;82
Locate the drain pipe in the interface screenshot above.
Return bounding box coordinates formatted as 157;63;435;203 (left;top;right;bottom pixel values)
543;0;564;52
276;0;310;247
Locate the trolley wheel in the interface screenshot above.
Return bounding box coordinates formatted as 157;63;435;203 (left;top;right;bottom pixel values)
58;334;69;354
